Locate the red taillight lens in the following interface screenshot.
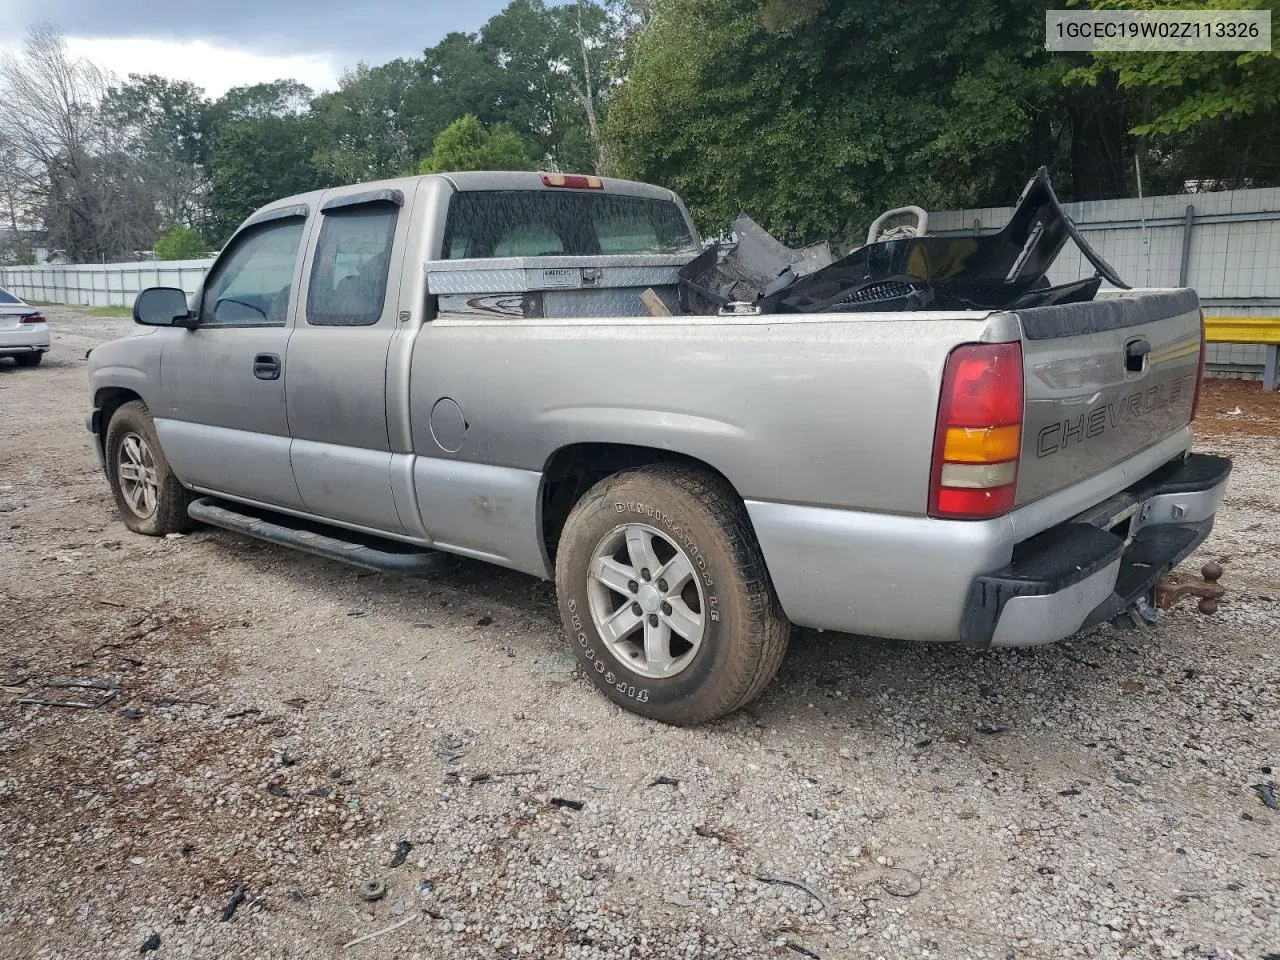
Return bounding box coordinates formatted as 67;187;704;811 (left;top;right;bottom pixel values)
1190;309;1207;421
19;312;45;324
934;485;1018;518
540;173;603;189
943;347;1023;427
929;342;1024;520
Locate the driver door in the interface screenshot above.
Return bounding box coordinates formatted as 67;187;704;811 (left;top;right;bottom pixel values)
154;210;311;509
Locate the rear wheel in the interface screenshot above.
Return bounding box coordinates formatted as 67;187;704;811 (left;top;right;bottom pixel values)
554;464;790;725
13;352;42;367
105;401;195;536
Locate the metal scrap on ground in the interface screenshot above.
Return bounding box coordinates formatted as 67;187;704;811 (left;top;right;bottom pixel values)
15;677;119;709
340;914;417;949
220;884;246;922
391;840;413;867
755;874;835;916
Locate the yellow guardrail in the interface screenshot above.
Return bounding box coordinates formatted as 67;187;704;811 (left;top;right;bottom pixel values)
1203;314;1279;390
1204;316;1280;345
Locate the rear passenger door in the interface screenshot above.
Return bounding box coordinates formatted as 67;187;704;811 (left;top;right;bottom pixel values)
286;186;415;535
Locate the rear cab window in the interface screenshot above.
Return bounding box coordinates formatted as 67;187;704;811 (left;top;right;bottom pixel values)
442;191;698;260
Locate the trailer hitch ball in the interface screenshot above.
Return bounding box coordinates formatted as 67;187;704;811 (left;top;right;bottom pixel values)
1156;562;1226;614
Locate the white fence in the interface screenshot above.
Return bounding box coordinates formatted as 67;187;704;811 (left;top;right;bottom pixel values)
0;259;214;308
929;186;1280;379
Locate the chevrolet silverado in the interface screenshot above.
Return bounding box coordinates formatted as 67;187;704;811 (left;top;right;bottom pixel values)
85;170;1231;724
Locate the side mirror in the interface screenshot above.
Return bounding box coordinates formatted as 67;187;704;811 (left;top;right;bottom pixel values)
133;287;196;328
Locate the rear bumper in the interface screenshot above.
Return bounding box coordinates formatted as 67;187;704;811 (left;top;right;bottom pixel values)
0;325;51;354
961;453;1231;648
746;445;1229;645
0;340;50;355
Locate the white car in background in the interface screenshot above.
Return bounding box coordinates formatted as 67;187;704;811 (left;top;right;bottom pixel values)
0;286;49;367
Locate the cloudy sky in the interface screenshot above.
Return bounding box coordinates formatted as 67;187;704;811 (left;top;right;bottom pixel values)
0;0;514;96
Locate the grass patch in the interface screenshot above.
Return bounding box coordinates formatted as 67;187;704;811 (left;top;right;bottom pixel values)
29;300;133;318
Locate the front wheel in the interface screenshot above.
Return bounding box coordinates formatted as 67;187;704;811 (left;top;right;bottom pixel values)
104;400;195;536
554;464;791;725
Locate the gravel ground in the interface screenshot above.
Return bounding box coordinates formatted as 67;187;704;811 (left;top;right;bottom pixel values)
1;309;1277;960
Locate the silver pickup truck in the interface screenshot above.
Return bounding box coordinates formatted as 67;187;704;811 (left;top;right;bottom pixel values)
86;171;1231;725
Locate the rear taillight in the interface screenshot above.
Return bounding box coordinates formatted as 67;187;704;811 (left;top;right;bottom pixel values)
19;312;45;324
929;342;1024;520
1190;309;1207;421
540;173;603;189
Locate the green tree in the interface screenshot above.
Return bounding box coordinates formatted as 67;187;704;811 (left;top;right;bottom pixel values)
418;114;536;173
408;0;623;173
309;60;420;182
153;224;207;260
0;25;161;261
411;32;508;155
550;0;620;171
606;0;1136;243
1072;0;1280;135
1069;0;1280;190
213;79;313;123
208;80;323;241
102;75;212;168
101;74;214;233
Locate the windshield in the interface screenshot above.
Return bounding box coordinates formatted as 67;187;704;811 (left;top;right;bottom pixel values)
443;191;698;259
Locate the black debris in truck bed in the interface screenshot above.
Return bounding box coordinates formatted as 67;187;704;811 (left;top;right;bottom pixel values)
679;167;1128;316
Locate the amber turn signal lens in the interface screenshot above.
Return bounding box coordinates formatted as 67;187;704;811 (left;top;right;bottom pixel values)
942;425;1021;463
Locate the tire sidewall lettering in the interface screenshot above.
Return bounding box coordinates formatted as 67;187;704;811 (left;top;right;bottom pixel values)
557;497;724;705
611;501;717;595
560;478;759;715
572;638;652;702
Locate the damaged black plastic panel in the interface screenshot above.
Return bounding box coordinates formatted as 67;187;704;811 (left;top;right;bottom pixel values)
679;167;1130;315
678;214;834;314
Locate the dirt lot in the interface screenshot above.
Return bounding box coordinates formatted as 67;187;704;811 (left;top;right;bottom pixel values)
1;310;1277;960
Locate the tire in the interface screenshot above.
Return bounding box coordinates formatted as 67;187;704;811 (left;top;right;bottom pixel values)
14;351;42;367
554;464;791;725
104;400;195;536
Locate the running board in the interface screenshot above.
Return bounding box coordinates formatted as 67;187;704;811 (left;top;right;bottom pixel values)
187;497;447;574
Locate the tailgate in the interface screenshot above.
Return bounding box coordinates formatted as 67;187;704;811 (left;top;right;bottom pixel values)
1014;289;1202;505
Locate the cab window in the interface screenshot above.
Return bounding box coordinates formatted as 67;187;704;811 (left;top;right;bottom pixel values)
306;202;399;326
200;218;305;328
443;191;697;259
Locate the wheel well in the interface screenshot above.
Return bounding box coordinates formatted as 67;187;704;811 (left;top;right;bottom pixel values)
539;443;741;564
94;388;143;451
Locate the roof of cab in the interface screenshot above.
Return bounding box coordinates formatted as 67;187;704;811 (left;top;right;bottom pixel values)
438;171;677;202
238;171;681;236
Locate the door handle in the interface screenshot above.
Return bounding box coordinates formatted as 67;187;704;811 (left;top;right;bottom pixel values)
253;353;281;381
1124;338;1151;374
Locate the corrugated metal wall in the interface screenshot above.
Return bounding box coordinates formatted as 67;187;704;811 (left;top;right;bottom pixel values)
928;186;1280;379
0;259;214;308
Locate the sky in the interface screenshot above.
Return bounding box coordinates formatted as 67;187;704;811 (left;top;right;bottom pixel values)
0;0;513;97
